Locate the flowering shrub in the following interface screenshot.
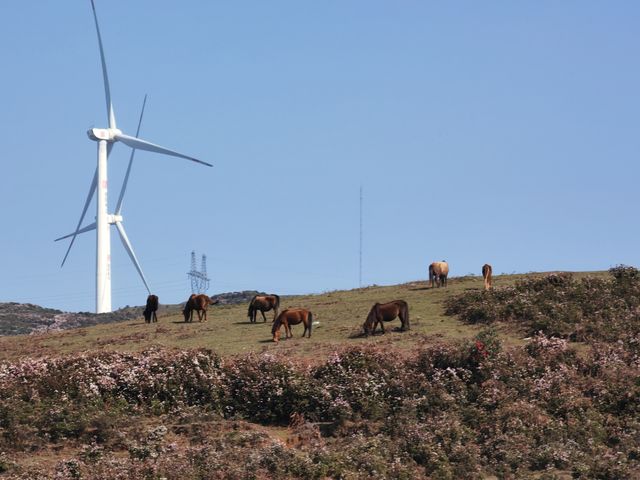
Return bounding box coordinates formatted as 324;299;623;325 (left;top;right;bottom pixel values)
0;326;638;478
222;352;315;423
444;268;640;342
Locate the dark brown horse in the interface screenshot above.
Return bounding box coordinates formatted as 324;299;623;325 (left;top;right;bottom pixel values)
482;263;493;290
362;300;410;335
183;294;219;323
143;294;159;323
248;294;280;323
271;308;313;342
429;261;449;288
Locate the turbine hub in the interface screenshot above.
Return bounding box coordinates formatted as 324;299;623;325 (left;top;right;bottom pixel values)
87;127;122;142
108;214;123;225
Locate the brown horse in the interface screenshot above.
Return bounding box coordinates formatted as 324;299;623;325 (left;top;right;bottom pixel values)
183;294;219;323
429;261;449;288
482;264;493;290
143;294;159;323
248;294;280;323
362;300;410;335
272;308;313;342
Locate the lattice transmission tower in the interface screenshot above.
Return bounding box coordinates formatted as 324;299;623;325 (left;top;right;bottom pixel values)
187;251;210;294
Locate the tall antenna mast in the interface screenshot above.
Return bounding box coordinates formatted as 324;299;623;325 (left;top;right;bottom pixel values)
359;185;363;288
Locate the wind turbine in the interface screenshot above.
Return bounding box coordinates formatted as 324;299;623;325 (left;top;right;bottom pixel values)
56;0;212;313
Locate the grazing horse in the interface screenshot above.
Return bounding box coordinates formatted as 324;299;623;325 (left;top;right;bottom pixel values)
183;294;219;323
143;294;159;323
482;263;493;290
362;300;410;336
248;294;280;323
272;308;313;342
429;261;449;288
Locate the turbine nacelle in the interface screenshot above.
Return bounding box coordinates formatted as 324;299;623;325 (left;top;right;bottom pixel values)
87;127;122;142
108;214;123;224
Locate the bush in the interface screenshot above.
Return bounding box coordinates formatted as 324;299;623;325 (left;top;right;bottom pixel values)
444;270;640;342
0;336;638;478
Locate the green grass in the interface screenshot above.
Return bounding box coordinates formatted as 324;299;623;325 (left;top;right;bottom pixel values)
0;271;608;362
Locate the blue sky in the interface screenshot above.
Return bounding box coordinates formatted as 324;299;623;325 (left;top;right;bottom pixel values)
0;1;638;312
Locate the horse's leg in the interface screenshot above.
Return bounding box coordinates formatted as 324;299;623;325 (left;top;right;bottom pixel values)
261;310;267;323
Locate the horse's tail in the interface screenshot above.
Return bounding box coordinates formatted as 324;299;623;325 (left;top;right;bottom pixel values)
308;311;313;337
248;295;257;318
402;301;410;330
428;264;434;287
273;294;280;314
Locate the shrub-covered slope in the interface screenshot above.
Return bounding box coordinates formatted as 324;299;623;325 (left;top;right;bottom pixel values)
0;271;638;478
445;266;640;343
0;333;638;478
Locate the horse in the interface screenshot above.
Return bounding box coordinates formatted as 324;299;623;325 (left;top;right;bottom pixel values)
183;294;219;323
429;261;449;288
482;263;493;290
143;294;159;323
362;300;410;336
247;294;280;323
272;308;313;342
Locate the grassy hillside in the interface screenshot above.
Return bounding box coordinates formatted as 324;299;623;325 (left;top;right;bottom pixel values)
0;272;588;362
0;291;262;338
1;270;638;479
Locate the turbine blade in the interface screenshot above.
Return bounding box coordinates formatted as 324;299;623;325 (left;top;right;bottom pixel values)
114;221;151;294
59;168;98;267
55;222;97;242
90;0;116;129
115;95;147;215
115;133;212;167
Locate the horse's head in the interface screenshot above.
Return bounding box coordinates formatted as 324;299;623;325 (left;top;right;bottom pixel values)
272;325;282;342
362;308;376;336
182;306;190;322
271;318;282;342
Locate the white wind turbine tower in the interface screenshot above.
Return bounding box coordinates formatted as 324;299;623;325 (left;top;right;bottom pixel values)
56;0;212;313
